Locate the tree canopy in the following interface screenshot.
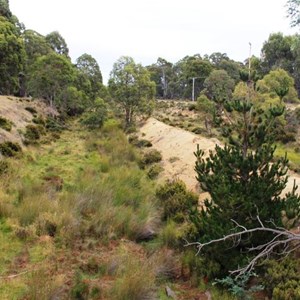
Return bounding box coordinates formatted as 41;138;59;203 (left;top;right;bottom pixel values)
108;56;155;126
0;16;25;95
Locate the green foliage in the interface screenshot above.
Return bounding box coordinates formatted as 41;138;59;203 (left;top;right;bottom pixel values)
138;149;162;168
23;29;52;66
263;257;300;299
45;31;69;57
0;141;22;157
261;33;294;74
0;160;8;175
188;103;196;111
287;0;300;27
76;53;104;100
24;106;37;115
80;98;108;129
71;271;89;300
191;85;300;276
0;116;12;131
204;69;235;116
109;253;156;300
196;94;214;114
27;52;75;109
214;273;263;300
0;16;25;94
24;267;58;300
156;180;198;222
257;68;297;101
45;117;65;132
147;163;163;179
0;0;12;19
108;56;156;126
128;135;152;148
24;124;45;143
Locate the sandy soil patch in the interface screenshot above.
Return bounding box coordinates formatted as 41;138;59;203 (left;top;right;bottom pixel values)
139;117;300;198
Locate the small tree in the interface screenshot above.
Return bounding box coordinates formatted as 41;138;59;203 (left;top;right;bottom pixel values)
189;83;300;277
203;69;235;116
80;98;107;129
108;56;155;126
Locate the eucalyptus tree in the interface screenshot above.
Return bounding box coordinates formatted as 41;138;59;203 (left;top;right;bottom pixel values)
76;53;104;100
27;52;75;108
287;0;300;27
45;31;69;57
0;16;25;95
108;56;156;126
203;69;235;116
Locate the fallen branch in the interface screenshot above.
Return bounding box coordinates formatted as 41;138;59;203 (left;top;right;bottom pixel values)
0;270;29;279
185;216;300;276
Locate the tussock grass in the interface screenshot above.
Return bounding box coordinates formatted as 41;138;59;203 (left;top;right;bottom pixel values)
0;118;167;298
109;252;157;300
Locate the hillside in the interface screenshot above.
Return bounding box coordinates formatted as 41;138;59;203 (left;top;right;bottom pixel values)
0;96;58;145
139;116;300;198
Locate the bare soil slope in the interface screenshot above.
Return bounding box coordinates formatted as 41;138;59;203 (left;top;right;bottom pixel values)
140;117;300;197
0;96;57;144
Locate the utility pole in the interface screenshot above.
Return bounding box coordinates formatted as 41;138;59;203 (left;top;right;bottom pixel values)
248;42;252;81
191;77;199;101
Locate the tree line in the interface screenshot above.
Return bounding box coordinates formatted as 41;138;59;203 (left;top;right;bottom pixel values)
1;0;300;125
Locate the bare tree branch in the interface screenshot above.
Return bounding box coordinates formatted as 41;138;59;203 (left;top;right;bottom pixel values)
185;216;300;276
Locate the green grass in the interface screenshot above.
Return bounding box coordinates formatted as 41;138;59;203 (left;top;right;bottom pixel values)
275;144;300;171
0;220;22;271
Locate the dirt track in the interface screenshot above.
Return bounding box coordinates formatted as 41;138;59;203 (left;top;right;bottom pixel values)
139;117;300;197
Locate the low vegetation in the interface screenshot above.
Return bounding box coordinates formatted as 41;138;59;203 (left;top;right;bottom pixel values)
0;116;13;131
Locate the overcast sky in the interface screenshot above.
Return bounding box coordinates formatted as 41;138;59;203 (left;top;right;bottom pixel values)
9;0;298;83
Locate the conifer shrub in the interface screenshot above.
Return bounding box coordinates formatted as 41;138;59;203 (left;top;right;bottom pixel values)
0;141;22;157
191;85;300;278
0;116;13;131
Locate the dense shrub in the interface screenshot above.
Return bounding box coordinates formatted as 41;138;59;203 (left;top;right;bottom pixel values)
80;98;108;129
188;103;197;111
71;271;89;300
139;149;162;168
24;124;46;144
45;117;65;132
147;164;163;179
263;257;300;300
0;116;12;131
128;135;152;148
25;106;37;115
0;141;22;157
32;115;46;125
156;179;198;222
196;94;214;114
